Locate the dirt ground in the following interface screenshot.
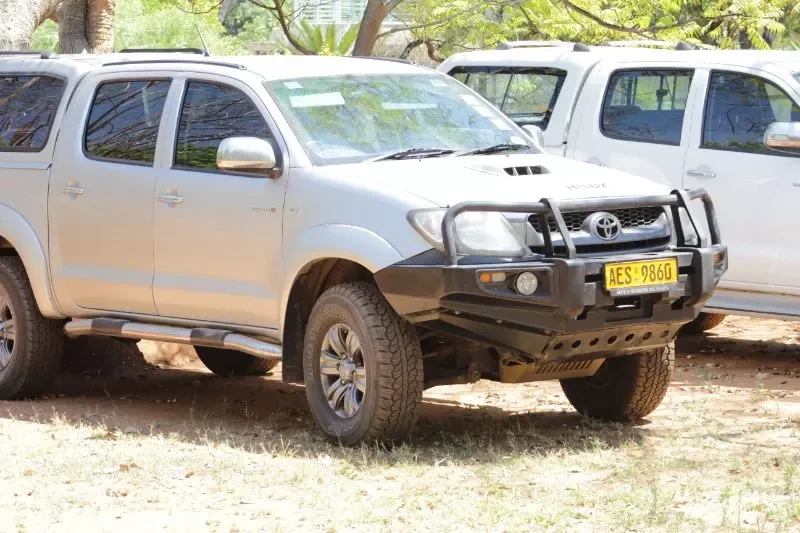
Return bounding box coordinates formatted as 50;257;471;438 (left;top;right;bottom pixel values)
2;316;800;532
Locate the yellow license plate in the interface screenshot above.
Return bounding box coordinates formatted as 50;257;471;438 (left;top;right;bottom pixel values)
604;258;678;295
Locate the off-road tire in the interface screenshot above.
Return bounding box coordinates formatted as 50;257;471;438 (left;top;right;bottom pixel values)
680;312;727;335
195;346;278;377
303;281;423;445
560;344;674;421
0;256;63;399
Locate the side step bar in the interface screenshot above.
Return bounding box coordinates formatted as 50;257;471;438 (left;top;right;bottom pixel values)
64;318;282;361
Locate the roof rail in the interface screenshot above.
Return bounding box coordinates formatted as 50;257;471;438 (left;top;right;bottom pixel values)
102;58;247;71
600;40;715;50
0;50;57;59
120;48;209;57
496;40;573;50
359;56;415;65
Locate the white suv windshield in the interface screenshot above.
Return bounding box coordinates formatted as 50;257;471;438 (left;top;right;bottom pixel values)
795;73;800;85
267;74;532;165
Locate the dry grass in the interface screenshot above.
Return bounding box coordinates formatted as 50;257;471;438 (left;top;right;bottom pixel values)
1;317;800;532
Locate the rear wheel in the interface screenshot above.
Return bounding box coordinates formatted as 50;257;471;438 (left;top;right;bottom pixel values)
194;346;278;377
681;312;727;334
303;282;423;445
560;344;674;421
0;257;63;399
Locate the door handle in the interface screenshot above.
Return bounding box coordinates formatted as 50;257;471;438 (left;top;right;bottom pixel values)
793;181;800;188
60;184;85;195
587;157;606;167
686;168;717;179
158;193;184;205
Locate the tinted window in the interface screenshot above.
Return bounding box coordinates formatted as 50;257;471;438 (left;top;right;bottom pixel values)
175;82;272;171
0;75;65;151
85;80;170;164
703;71;800;154
602;70;694;145
449;67;566;130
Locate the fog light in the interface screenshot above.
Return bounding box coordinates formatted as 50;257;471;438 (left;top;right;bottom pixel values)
515;272;539;295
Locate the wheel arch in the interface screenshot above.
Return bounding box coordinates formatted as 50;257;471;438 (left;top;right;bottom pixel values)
0;205;62;318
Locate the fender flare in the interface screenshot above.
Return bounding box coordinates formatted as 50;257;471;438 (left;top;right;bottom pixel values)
278;224;404;333
0;204;62;318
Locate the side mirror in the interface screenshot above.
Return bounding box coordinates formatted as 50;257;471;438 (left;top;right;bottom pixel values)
217;137;278;176
764;122;800;154
522;124;545;149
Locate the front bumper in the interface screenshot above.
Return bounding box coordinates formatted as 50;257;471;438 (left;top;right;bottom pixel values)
375;189;726;361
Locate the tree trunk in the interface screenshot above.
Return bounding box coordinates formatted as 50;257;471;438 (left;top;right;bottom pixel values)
87;0;115;52
0;0;59;50
352;0;402;56
58;0;115;53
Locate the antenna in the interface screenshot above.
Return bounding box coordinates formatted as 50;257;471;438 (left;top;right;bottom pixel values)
194;24;211;57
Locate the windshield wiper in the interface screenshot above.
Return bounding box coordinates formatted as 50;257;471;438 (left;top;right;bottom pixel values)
456;143;532;157
371;147;456;162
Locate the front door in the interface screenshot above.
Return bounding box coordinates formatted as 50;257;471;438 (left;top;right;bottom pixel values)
683;68;800;292
569;63;699;189
152;76;287;327
49;76;173;314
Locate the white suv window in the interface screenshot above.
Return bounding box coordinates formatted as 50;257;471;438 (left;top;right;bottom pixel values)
174;81;275;172
702;71;800;155
601;69;694;146
84;80;171;165
0;75;66;152
449;67;566;130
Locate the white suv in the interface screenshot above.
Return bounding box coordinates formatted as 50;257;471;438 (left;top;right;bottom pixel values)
439;44;800;330
0;51;724;443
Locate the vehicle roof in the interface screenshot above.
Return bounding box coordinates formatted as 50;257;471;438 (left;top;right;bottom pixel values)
441;46;800;74
0;53;433;80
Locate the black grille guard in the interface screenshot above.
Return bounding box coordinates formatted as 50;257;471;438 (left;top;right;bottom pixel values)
441;188;721;265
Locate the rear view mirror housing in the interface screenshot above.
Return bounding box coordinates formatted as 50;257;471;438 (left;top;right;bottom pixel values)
217;136;281;177
764;122;800;154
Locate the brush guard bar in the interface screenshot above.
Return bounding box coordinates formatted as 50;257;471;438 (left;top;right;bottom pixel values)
441;188;720;265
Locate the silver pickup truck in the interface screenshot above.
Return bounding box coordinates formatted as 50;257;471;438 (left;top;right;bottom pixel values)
0;50;725;443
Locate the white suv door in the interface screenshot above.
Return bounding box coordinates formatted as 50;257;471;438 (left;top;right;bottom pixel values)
569;62;700;189
152;75;288;328
683;68;800;292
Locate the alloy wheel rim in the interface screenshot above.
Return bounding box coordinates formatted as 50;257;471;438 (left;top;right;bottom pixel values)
0;295;16;371
319;323;366;418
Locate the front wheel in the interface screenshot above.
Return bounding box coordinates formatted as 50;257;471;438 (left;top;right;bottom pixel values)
303;282;423;445
560;344;674;421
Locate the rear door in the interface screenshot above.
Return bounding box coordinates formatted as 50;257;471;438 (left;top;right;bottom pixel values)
152;73;288;327
683;67;800;292
49;74;174;315
569;62;700;188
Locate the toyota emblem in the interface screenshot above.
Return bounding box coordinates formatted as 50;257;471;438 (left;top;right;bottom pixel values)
590;212;622;241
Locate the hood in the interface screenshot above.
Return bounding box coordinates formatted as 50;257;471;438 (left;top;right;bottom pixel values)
313;153;669;208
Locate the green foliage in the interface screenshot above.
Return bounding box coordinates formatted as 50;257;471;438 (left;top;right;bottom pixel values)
31;0;250;55
31;20;59;52
222;0;276;43
293;21;360;55
116;0;249;54
392;0;798;58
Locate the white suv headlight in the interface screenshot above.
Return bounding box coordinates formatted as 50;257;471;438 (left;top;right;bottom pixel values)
408;209;529;257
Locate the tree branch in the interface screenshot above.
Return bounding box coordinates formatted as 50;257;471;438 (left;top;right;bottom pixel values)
245;0;316;54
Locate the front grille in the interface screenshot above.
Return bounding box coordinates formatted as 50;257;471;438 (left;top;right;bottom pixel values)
530;236;671;255
529;206;664;233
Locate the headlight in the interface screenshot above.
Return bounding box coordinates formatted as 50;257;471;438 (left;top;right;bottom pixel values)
408;209;528;257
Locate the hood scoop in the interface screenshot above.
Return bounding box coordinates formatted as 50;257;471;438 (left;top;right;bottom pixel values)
504;165;548;176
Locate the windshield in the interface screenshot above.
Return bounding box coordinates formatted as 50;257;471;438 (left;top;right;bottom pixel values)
266;74;532;165
795;73;800;85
